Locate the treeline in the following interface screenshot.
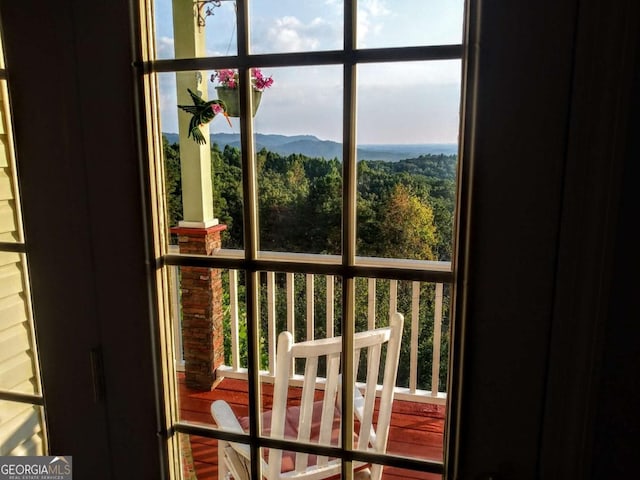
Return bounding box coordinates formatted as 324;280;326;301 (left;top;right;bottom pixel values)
163;135;457;261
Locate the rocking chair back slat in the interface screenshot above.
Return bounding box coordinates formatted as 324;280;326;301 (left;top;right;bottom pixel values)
318;352;341;463
295;355;319;471
358;342;382;450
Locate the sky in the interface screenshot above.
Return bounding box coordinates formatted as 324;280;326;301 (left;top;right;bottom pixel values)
155;0;465;144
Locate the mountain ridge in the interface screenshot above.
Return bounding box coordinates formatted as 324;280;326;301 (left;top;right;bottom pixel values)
162;132;457;161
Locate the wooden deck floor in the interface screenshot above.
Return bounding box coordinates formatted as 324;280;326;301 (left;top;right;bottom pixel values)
179;374;445;479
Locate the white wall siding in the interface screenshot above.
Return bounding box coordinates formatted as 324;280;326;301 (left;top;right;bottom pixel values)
0;74;45;455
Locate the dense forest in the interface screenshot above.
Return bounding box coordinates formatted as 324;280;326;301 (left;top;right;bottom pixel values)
164;135;457;391
164;136;456;261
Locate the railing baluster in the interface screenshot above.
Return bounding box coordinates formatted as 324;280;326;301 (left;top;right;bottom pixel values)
286;272;295;335
267;271;276;376
367;278;376;330
431;283;444;397
389;279;398;320
306;273;314;341
286;272;295;376
229;269;240;371
410;281;420;393
326;275;334;337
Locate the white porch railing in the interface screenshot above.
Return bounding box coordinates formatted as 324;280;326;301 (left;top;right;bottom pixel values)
169;261;449;405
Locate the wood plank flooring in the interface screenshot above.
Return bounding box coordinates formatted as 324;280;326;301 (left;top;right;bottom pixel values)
179;374;445;479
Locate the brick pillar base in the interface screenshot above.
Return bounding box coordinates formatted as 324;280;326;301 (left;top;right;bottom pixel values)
170;224;227;390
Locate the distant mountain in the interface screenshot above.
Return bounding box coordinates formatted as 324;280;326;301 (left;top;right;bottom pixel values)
162;132;457;161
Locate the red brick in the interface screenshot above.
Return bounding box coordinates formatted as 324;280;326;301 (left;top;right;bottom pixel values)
170;224;227;390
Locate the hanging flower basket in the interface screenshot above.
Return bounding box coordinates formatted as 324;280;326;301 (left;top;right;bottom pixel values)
211;68;274;118
215;86;262;118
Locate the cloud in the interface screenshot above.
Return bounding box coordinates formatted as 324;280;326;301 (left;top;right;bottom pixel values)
158;73;179;133
361;0;391;17
357;0;391;46
256;15;341;53
157;36;174;59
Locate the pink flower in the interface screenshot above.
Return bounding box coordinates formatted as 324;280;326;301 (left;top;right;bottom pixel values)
212;69;239;89
254;75;273;91
211;68;274;91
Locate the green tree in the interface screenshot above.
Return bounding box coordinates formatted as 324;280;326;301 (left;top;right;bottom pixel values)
378;184;437;260
214;144;244;248
163;136;182;234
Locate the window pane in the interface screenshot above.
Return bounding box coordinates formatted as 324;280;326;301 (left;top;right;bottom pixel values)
254;65;343;255
251;66;343;142
353;277;448;463
179;433;231;479
354;278;451;395
250;0;343;54
356;61;460;262
357;0;464;48
260;269;343;455
368;462;443;480
172;267;248;409
257;271;343;358
154;0;238;59
258;446;342;478
0;401;46;456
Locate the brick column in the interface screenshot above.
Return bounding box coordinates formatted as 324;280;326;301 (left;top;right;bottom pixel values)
170;224;227;390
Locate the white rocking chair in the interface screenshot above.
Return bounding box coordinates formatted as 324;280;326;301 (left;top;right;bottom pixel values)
211;312;404;480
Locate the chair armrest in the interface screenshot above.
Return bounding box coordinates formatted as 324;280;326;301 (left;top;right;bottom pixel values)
353;384;366;421
211;400;251;460
336;373;367;422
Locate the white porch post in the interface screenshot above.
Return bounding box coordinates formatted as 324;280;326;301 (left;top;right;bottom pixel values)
173;0;216;227
170;1;226;391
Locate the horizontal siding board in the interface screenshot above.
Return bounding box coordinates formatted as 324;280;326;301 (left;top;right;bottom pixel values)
4;379;36;395
0;399;34;424
0;294;28;331
0;263;24;298
0;170;14;200
0;250;20;267
0;232;19;242
0;202;18;235
0;352;36;392
0;323;31;363
0;137;8;168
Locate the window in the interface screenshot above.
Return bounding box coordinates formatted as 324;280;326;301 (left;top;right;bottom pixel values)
0;0;629;478
140;0;465;478
0;34;47;457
